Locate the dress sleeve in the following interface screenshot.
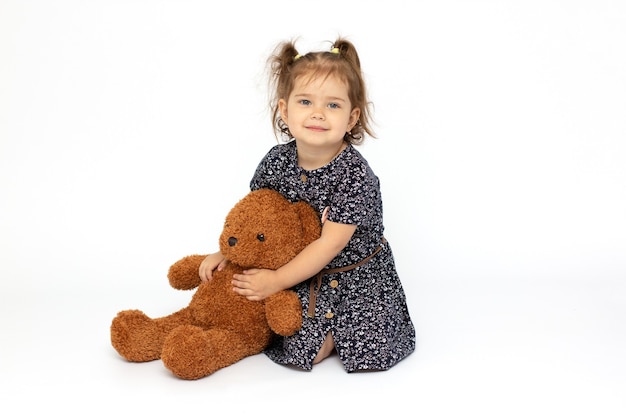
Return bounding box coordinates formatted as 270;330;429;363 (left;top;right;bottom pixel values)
326;160;381;227
249;147;276;191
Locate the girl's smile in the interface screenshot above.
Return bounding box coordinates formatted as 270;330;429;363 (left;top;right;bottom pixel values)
306;125;328;132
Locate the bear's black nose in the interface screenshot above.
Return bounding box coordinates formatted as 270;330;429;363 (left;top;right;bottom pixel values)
228;237;237;247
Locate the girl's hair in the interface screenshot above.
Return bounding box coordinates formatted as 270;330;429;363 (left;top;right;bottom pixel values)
267;37;375;144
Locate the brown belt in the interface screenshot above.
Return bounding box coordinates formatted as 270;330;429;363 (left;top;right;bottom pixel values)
307;237;387;318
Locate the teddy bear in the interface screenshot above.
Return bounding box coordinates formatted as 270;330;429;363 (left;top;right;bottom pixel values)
110;188;321;380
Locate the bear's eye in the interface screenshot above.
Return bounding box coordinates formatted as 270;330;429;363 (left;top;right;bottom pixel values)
257;233;265;242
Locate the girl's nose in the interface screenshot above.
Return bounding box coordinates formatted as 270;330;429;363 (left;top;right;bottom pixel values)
311;109;325;120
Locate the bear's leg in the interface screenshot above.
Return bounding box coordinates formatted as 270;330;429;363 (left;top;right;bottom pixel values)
161;325;268;380
110;308;193;362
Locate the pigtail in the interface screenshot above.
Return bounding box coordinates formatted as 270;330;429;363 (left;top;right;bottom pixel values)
269;41;300;82
267;40;301;141
331;38;362;72
331;37;376;142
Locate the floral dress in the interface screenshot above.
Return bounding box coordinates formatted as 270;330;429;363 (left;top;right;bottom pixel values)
250;140;416;371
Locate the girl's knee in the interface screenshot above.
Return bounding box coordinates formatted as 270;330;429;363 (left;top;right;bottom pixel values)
313;332;335;364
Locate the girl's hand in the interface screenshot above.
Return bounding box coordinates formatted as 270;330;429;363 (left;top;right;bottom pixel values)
232;269;281;301
199;252;228;282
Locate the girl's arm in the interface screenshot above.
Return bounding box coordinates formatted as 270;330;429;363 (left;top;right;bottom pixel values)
231;220;357;301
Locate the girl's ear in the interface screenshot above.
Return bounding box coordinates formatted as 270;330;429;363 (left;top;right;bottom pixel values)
279;98;288;124
348;107;361;131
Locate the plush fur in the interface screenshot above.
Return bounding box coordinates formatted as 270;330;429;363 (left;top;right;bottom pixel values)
110;189;321;380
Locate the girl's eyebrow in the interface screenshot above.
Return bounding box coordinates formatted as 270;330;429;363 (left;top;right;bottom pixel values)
293;93;347;103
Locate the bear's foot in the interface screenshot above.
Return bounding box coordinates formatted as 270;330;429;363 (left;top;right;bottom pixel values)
161;325;255;380
110;310;164;362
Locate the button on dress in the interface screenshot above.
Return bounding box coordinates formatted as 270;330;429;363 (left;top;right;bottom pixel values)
250;141;416;371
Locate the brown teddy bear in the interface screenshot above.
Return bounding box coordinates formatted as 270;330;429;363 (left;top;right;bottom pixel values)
110;188;321;380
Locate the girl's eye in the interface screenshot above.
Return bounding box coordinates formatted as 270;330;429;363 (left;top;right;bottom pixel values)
299;99;311;106
257;233;265;242
328;103;340;109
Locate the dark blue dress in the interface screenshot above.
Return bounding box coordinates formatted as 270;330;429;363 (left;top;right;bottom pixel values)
250;141;415;371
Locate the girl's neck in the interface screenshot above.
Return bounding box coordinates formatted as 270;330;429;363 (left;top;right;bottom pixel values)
297;141;347;171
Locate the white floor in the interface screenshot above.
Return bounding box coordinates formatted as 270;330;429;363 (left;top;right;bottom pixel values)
2;1;626;416
1;262;625;416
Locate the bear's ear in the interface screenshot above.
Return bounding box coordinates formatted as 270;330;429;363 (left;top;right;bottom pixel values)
293;201;322;246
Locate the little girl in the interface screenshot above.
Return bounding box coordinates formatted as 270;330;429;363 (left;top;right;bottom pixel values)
200;38;415;372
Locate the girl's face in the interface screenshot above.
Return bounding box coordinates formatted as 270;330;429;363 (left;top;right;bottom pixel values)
279;74;360;151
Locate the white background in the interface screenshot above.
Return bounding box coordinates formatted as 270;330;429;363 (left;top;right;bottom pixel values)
1;0;625;415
